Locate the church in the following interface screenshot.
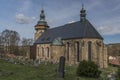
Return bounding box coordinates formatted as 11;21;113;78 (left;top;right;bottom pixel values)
32;6;108;68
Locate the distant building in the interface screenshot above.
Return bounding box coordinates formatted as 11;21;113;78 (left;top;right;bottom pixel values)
107;43;120;66
32;6;108;68
107;43;120;56
109;56;120;66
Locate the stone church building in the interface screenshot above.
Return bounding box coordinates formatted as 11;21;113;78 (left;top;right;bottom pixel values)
33;6;108;68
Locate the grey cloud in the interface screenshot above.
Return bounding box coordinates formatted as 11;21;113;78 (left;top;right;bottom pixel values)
97;26;120;35
15;13;36;24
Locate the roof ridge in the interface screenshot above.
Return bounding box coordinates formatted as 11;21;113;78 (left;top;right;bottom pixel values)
49;21;80;30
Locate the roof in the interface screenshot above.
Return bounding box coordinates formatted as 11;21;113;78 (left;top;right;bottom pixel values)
36;9;48;27
35;19;103;44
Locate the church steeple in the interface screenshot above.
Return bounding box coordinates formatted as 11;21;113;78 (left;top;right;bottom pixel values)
37;8;48;26
80;4;86;22
34;8;49;41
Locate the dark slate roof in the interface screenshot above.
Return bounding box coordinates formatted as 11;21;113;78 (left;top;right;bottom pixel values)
35;20;103;44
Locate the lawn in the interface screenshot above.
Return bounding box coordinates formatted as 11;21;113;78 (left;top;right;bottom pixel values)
0;59;118;80
0;59;57;80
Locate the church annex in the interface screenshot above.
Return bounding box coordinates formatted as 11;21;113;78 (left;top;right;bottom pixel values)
32;6;108;68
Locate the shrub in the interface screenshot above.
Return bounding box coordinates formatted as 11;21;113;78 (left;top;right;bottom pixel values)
76;60;101;78
117;67;120;79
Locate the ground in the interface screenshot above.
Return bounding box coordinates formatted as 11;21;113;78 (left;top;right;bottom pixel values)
0;59;118;80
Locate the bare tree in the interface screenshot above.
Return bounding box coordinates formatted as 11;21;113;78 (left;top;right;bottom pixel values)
1;29;20;55
9;30;20;54
1;29;10;54
0;33;3;54
21;38;33;58
0;29;34;58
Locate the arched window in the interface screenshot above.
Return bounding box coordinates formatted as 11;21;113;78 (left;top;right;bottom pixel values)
47;47;49;58
37;47;39;56
66;42;70;61
39;47;41;57
75;42;80;62
41;47;44;57
88;41;92;61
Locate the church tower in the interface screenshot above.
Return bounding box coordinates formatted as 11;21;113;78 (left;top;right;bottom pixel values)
34;9;49;41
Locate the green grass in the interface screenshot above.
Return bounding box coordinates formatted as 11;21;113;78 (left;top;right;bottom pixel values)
0;59;118;80
0;59;56;80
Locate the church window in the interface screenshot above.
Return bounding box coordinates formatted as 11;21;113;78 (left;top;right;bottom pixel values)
37;47;39;56
39;47;41;57
67;42;70;61
88;41;92;61
41;47;44;57
75;42;80;62
47;47;49;58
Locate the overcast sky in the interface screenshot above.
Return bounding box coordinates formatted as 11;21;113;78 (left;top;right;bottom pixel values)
0;0;120;44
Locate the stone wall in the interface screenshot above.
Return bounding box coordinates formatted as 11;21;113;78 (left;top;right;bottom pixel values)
35;38;108;68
